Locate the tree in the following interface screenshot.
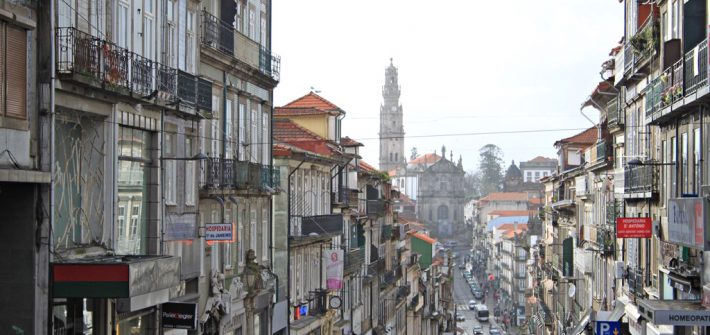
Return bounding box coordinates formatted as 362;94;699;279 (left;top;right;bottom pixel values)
464;170;482;200
478;144;504;196
410;147;419;161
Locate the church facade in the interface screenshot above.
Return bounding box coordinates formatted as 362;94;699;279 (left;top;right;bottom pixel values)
416;146;466;238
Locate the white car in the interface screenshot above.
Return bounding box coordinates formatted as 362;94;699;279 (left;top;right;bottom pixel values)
468;300;477;310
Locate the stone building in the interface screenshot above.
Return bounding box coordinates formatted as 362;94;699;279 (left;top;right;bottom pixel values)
416;146;466;238
379;59;405;172
504;161;524;192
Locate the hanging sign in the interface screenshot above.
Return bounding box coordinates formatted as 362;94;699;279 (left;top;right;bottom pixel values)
616;217;652;238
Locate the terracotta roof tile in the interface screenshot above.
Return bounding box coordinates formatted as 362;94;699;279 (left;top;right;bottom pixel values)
528;156;556;163
358;160;378;172
341;136;363;147
409;232;436;244
488;210;537;217
479;192;528;202
555;127;597;147
281;92;344;114
408;153;441;166
274;107;329;116
273;118;334;157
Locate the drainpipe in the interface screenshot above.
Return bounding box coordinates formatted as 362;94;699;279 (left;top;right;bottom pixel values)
48;1;57;333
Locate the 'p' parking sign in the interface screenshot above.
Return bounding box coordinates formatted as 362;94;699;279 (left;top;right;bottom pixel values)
595;321;621;335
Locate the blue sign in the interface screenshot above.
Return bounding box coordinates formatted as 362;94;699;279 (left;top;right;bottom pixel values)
299;304;309;316
596;321;621;335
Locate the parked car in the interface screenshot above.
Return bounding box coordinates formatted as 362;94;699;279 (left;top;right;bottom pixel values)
468;300;477;310
489;327;502;335
471;326;484;335
456;314;465;322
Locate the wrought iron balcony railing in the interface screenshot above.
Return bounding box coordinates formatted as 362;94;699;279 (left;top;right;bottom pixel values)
684;38;708;95
624;164;658;195
177;70;197;106
222;159;234;188
204;157;221;189
201;10;281;82
56;27;179;103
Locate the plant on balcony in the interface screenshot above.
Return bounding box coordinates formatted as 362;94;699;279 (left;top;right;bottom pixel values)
630;20;659;57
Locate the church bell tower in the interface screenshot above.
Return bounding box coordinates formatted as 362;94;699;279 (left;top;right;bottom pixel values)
379;59;405;171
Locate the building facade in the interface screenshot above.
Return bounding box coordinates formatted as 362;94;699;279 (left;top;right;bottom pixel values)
416;146;465;238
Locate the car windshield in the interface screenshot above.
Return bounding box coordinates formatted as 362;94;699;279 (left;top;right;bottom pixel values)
478;310;489;317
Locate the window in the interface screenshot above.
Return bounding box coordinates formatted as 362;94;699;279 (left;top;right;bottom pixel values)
671;136;677;197
165;0;176;67
234;0;244;32
117;1;130;48
526;171;532;181
250;207;257;253
117;127;152;255
211;98;220;156
186;10;196;72
225;98;234;159
238;101;246;161
238;207;245;266
143;0;155;60
262;205;268;262
250;106;258;163
185;136;196;206
164;132;176;205
0;23;27;120
248;6;256;40
262;110;269;165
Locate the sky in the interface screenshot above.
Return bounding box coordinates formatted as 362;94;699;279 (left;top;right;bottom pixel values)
272;1;623;173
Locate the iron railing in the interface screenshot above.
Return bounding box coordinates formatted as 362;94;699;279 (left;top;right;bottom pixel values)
201;10;234;55
235;160;250;188
247;163;261;188
259;45;281;81
624;164;658;194
205;157;221;188
222;159;235;188
344;248;365;274
56;27;178;101
684;38;708;95
177;70;197;106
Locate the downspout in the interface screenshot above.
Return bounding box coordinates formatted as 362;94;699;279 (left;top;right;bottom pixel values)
48;0;57;333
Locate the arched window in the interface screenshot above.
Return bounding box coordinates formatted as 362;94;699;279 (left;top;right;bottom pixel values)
437;205;449;220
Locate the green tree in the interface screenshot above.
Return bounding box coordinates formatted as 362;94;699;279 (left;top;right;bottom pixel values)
478;144;504;196
464;170;482;200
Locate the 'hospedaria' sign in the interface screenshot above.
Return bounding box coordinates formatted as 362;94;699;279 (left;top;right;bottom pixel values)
667;198;709;250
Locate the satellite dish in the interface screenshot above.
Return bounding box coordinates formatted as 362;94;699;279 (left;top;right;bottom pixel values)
568;283;576;298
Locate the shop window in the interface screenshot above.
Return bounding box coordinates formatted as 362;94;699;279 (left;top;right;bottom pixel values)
117;126;153;255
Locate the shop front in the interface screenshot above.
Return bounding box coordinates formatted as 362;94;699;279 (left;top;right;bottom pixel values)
51;255;181;334
639;299;710;334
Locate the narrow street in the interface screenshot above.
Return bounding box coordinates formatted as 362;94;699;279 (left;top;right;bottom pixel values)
453;258;511;335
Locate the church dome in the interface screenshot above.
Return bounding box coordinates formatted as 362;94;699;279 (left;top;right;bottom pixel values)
505;160;522;180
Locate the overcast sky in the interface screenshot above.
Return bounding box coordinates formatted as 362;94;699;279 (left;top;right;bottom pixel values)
272;1;623;172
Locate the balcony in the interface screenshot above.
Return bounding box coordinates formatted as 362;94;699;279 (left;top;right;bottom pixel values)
368;258;385;276
628;16;659;74
684;38;708;95
56;27;182;107
332;188;358;208
176;71;213;115
203;160;271;192
587;140;609;166
247;163;262;189
344;248;365;275
203;157;221;189
367;199;386;218
623;164;658;197
596;228;615;255
301;214;343;235
201;10;280;82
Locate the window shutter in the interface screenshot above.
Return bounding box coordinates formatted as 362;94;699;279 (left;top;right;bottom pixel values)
5;25;26;119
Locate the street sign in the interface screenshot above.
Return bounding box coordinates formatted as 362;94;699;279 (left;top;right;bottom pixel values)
596;321;621;335
616;217;652;238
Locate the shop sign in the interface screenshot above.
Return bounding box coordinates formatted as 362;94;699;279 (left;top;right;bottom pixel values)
616;217;652;238
162;302;198;330
205;223;234;242
653;310;710;326
667;198;708;250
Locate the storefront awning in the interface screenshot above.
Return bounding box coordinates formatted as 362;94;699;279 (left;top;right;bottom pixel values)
624;303;642;322
51;255;180;312
638;299;710;326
